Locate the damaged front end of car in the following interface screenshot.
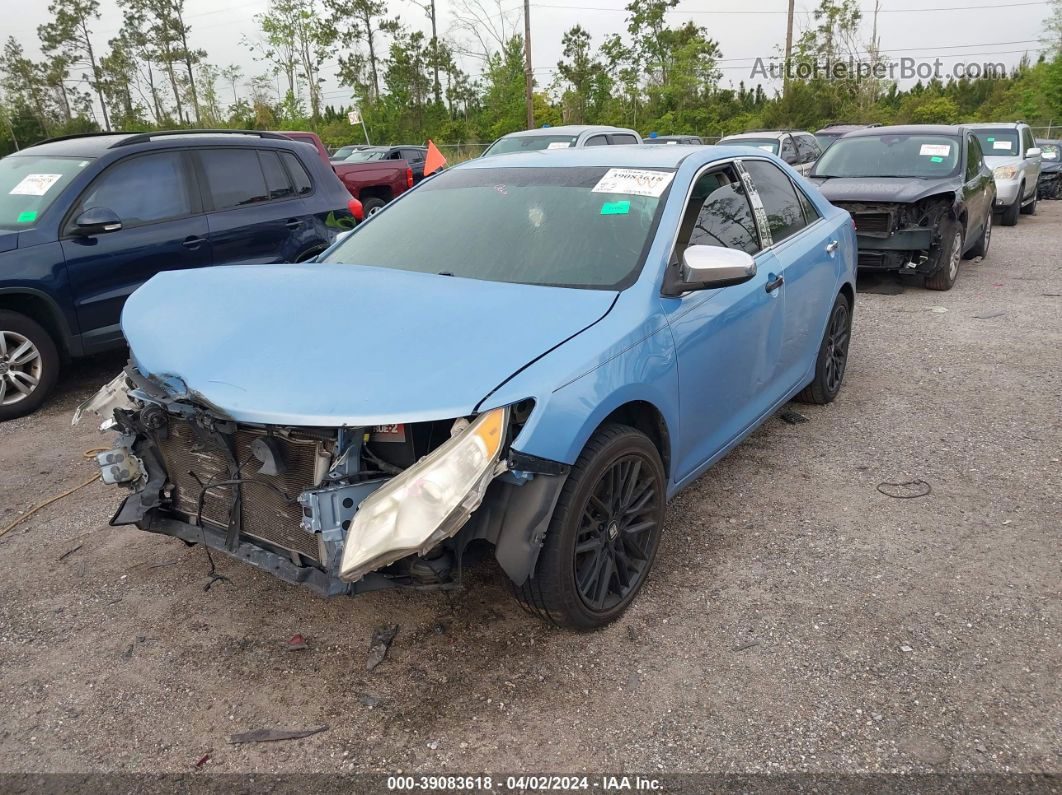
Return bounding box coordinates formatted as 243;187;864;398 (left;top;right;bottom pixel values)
834;195;959;276
75;366;565;597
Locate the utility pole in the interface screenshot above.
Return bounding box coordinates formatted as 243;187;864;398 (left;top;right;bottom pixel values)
783;0;795;95
523;0;534;129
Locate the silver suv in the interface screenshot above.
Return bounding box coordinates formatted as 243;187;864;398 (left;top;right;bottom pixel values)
482;125;642;157
968;122;1042;225
716;130;822;175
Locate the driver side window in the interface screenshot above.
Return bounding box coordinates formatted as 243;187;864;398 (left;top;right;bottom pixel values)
67;151;195;233
675;165;762;261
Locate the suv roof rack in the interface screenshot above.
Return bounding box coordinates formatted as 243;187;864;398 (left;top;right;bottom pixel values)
822;121;882;129
110;129;292;147
742;128;799;134
38;131;132;145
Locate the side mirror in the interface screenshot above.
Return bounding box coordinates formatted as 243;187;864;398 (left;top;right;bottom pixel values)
664;246;757;296
73;207;122;236
1026;147;1042;158
347;196;365;221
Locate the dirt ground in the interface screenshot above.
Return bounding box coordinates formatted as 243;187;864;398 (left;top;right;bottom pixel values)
0;204;1059;778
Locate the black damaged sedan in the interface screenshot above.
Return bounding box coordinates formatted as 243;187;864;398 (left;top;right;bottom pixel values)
808;125;995;291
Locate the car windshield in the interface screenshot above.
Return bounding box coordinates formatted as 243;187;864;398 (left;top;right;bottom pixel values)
812;133;961;178
321;166;670;289
972;130;1020;157
814;133;841;150
0;155;91;231
342;149;387;162
1041;143;1059;161
483;135;578;156
333;146;361;158
718;138;779;154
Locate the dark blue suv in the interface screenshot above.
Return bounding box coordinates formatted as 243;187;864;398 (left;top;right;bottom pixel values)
0;130;353;419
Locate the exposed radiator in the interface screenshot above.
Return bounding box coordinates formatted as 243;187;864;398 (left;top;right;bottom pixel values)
849;212;892;235
154;419;326;563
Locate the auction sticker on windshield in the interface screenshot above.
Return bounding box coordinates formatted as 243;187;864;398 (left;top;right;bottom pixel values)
592;168;674;197
919;144;951;157
9;173;63;196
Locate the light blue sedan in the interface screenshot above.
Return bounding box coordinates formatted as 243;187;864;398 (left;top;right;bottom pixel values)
80;145;856;630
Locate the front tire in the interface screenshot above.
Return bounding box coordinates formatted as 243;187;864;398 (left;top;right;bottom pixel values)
924;226;963;291
514;424;666;630
0;311;60;422
1020;189;1037;215
361;197;386;216
795;293;852;405
1000;186;1022;226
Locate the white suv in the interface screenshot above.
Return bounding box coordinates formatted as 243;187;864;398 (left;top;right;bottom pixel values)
968;122;1042;225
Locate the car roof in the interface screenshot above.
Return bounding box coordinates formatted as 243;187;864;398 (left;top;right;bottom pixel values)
499;125;634;139
841;124;966;137
458;144;728;171
15;130;300;158
966;122;1026;130
720;131;806;140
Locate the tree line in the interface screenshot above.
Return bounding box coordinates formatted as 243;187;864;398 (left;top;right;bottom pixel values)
2;0;1061;158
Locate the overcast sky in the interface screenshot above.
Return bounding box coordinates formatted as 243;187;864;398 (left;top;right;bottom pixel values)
2;0;1053;120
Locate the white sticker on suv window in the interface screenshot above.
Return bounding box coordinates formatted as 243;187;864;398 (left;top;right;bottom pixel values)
9;173;63;196
546;141;571;150
592;168;674;197
918;144;951;157
992;140;1012;150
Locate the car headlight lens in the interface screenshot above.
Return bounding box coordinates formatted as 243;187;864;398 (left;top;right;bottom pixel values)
339;406;507;582
993;165;1018;181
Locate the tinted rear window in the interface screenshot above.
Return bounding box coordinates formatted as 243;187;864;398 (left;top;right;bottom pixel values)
199;149;268;209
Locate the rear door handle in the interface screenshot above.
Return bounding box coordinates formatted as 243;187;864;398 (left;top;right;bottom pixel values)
826;240;839;254
765;274;784;292
182;236;204;250
285;218;302;230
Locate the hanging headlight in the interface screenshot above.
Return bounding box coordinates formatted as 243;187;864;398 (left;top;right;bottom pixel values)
339;406;507;582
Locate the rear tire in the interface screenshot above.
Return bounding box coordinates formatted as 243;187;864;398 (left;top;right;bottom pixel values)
965;211;991;259
1000;186;1021;226
361;197;386;216
0;310;60;422
924;226;963;291
795;292;852;405
513;424;666;631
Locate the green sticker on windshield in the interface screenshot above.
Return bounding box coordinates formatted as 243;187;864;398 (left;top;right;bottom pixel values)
16;211;37;223
601;200;631;215
987;137;995;142
930;156;944;163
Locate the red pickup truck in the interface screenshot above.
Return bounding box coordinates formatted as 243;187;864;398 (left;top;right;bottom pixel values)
276;131;413;215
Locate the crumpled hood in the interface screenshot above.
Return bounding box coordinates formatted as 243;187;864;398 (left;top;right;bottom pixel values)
809;176;957;204
122;263;616;426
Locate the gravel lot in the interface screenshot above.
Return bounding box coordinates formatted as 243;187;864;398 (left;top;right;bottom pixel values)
0;204;1059;778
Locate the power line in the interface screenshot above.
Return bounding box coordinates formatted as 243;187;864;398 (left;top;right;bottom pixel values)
529;0;1050;13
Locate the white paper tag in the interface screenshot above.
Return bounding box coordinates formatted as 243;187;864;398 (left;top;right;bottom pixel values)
9;173;63;196
918;144;951;157
591;168;674;197
666;141;678;145
546;141;571;150
992;140;1012;150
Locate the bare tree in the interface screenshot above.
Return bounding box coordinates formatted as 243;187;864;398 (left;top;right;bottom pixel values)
448;0;520;63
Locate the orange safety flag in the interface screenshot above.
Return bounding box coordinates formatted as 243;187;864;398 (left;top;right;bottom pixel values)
424;139;447;176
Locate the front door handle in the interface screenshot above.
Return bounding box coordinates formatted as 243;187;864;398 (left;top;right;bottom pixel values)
285;218;302;230
825;240;839;254
182;236;204;250
765;274;784;292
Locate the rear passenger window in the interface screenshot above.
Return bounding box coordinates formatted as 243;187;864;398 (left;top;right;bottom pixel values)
675;166;761;258
280;152;313;195
742;160;809;243
585;136;608;147
259;151;294;200
199;149;267;209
